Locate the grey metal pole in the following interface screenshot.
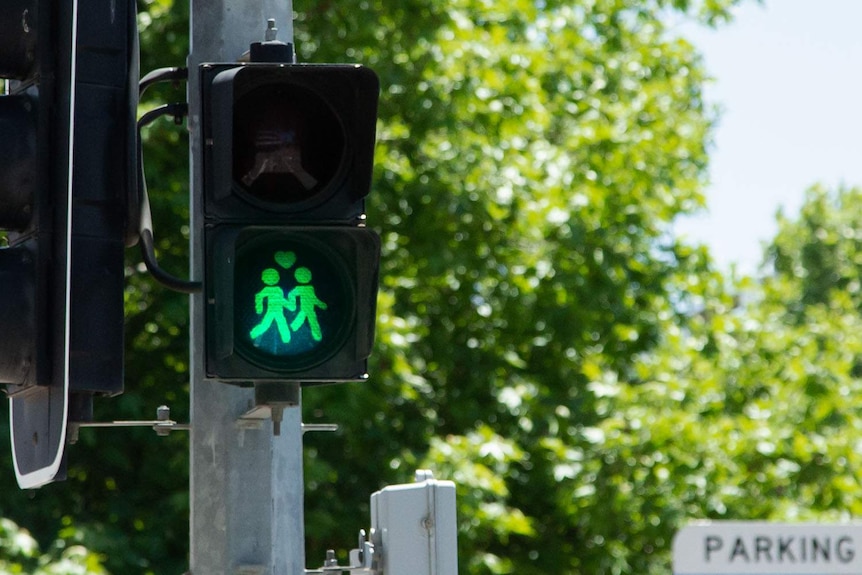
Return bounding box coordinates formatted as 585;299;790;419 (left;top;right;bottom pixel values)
187;2;302;574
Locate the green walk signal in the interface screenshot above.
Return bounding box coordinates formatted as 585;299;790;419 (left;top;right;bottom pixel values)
206;226;380;384
248;265;328;347
237;232;350;366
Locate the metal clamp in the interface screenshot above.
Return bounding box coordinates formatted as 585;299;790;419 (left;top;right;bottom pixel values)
237;403;339;436
306;529;376;575
69;405;190;444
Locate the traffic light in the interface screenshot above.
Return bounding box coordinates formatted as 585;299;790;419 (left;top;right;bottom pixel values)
0;1;137;488
201;59;381;385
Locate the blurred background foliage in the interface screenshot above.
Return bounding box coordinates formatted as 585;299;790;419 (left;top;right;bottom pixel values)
7;0;862;574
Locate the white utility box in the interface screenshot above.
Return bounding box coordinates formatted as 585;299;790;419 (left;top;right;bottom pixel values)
370;470;458;575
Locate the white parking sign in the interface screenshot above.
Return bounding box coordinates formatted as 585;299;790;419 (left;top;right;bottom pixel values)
674;522;862;574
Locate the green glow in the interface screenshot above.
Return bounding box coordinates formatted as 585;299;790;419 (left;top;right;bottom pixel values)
248;267;294;343
247;250;329;348
229;229;360;374
286;267;328;341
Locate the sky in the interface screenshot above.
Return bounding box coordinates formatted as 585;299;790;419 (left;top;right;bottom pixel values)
673;0;862;274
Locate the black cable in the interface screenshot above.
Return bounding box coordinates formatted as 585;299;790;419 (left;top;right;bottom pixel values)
137;101;202;294
139;229;200;294
139;67;188;98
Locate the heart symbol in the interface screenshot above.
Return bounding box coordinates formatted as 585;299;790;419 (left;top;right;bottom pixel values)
274;251;296;269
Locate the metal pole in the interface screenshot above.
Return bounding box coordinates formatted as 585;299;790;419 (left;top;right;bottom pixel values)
187;2;302;574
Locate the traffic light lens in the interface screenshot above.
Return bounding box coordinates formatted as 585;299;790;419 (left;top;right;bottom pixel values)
232;84;345;208
233;231;354;371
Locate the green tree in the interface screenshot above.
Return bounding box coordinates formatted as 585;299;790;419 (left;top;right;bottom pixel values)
0;517;108;574
298;0;751;573
561;185;862;573
767;184;862;313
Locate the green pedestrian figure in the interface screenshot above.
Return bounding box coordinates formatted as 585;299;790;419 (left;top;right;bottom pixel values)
249;267;295;343
287;267;327;341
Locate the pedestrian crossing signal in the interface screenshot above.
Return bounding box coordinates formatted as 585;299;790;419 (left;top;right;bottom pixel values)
201;60;380;385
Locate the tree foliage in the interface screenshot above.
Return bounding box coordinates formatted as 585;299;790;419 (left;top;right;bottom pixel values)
298;0;749;572
0;518;107;574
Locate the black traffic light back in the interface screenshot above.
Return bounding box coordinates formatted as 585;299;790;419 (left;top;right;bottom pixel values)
1;0;75;487
0;0;138;488
66;1;138;398
0;0;68;392
0;95;38;387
